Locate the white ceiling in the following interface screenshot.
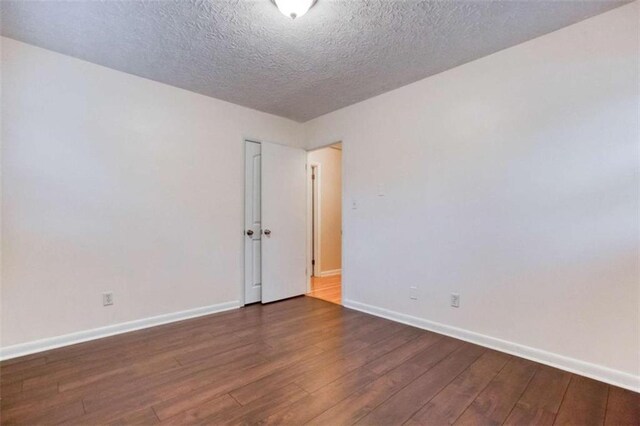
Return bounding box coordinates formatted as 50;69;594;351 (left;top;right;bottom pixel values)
0;0;628;122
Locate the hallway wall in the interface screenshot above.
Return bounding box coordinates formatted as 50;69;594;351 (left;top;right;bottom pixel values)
308;146;342;275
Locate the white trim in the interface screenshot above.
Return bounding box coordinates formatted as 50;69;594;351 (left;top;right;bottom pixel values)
318;269;342;277
343;299;640;393
306;162;313;292
306;160;323;285
312;163;322;277
0;301;241;361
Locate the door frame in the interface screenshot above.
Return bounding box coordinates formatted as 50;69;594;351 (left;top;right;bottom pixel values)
307;162;322;287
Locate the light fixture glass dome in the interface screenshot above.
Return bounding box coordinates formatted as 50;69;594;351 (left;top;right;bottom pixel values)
274;0;315;19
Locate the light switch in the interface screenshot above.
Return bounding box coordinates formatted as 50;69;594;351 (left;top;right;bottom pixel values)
409;286;418;300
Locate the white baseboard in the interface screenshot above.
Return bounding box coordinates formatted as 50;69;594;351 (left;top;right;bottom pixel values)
318;269;342;277
343;299;640;392
0;301;241;361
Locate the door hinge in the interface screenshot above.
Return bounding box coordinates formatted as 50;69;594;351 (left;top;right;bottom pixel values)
312;259;315;265
312;173;315;180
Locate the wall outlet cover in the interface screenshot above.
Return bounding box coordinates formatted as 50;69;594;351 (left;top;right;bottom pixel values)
409;286;418;300
103;292;114;306
451;293;460;308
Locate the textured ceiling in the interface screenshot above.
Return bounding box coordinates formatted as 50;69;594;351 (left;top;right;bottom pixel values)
0;0;628;122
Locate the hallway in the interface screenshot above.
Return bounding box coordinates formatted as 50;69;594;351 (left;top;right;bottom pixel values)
307;275;341;305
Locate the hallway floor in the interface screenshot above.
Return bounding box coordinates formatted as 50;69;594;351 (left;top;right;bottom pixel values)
307;274;341;305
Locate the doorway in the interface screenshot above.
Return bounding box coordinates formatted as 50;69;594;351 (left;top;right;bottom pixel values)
306;143;343;305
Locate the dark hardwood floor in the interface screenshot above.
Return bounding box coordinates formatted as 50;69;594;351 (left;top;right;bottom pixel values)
1;296;638;425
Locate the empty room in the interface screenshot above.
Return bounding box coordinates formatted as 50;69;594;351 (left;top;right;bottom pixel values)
0;0;638;425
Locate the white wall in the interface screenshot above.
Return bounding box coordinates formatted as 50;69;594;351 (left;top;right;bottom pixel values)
1;38;303;348
308;146;342;274
305;3;639;389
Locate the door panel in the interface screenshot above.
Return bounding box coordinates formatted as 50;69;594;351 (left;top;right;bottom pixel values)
244;141;262;304
252;239;261;286
261;142;307;303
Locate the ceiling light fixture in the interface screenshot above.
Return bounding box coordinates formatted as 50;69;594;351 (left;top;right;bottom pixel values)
273;0;316;19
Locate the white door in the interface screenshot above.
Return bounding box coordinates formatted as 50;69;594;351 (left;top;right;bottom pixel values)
261;141;307;303
244;141;262;304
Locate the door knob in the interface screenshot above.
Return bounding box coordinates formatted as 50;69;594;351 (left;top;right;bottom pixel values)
264;229;271;236
246;230;254;236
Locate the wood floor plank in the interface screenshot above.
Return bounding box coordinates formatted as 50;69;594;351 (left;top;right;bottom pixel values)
2;351;255;423
0;357;47;379
110;407;161;425
405;350;511;425
149;344;323;421
158;394;239;425
0;354;46;369
3;344;266;419
503;364;571;426
60;354;269;424
554;375;609;426
294;325;421;393
312;315;395;352
454;356;537;425
259;366;381;425
229;340;356;405
1;382;58;408
0;380;23;399
58;354;181;393
150;364;260;422
0;297;636;425
305;337;465;425
3;399;85;425
605;386;640;426
354;342;486;426
362;332;442;376
200;383;308;426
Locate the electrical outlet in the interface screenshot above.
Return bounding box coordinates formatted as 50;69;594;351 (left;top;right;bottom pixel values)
451;293;460;308
409;286;418;300
103;292;114;306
